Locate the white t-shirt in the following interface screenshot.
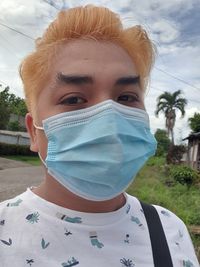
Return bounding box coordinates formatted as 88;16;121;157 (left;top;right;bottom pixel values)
0;188;199;267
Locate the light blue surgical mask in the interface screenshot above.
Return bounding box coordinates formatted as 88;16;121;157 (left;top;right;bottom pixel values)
35;100;157;201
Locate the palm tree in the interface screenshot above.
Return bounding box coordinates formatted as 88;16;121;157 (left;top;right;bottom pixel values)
155;90;187;145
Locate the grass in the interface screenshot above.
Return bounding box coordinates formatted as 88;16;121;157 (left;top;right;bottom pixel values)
3;154;200;260
127;156;200;225
4;155;41;166
3;155;199;225
127;156;200;260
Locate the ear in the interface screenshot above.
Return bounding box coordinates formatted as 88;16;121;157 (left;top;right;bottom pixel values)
25;113;39;152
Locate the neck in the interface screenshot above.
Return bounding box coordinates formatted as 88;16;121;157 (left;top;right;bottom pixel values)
32;172;126;213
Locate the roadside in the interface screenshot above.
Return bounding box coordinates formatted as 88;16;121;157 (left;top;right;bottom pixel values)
0;157;32;169
2;155;40;166
0;157;43;202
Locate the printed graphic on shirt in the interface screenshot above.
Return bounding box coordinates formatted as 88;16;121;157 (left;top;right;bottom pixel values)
26;259;34;266
64;228;72;236
0;192;198;266
131;216;145;229
61;257;79;266
126;204;131;214
89;231;104;249
120;258;135;267
26;212;40;224
182;259;194;267
41;238;50;249
56;212;82;223
179;229;184;238
161;210;171;217
175;229;184;247
6;198;23;207
0;238;12;246
0;219;5;226
124;234;130;244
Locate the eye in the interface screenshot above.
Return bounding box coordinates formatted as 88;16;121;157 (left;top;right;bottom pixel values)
59;96;87;105
117;94;139;103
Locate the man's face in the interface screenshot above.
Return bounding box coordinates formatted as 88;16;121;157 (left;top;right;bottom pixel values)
26;39;145;158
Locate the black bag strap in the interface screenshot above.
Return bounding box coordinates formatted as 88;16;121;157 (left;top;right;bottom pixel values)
140;201;173;267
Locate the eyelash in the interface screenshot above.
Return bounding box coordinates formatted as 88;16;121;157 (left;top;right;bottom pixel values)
117;94;139;103
60;96;86;105
59;93;139;106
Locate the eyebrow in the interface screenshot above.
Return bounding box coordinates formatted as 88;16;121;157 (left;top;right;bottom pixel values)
115;76;140;86
57;72;93;85
56;72;140;87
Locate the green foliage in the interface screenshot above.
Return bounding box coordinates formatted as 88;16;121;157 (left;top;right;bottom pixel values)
0;86;10;129
0;85;27;130
155;90;187;145
146;156;166;166
155;90;187;118
188;112;200;133
170;165;199;188
166;144;186;164
154;129;170;156
0;142;37;156
4;155;40;166
7;121;21;131
4;154;200;260
127;156;200;226
190;234;200;261
9;93;27;117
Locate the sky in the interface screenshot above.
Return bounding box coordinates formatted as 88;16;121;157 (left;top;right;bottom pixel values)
0;0;199;143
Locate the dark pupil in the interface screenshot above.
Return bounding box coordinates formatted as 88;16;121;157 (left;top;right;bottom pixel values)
119;95;129;101
68;97;78;104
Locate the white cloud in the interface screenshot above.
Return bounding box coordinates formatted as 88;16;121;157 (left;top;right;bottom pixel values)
147;0;195;13
0;0;199;144
151;19;179;43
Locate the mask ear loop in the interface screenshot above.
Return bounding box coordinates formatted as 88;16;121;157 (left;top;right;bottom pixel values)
33;123;47;168
33;123;44;130
38;152;47;168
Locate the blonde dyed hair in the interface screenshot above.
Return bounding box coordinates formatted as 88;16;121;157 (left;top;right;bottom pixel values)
20;5;155;114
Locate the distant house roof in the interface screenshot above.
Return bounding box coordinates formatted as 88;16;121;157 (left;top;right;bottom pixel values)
183;132;200;141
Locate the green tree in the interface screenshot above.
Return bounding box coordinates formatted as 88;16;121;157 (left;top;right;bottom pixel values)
8;92;27;117
188;113;200;133
7;121;21;131
0;86;11;129
0;85;27;130
154;129;170;156
155;90;187;145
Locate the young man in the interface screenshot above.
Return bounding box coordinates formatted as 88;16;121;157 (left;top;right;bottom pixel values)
0;5;199;267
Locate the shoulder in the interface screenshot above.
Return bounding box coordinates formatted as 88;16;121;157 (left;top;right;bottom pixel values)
153;204;199;266
0;193;25;207
126;194;185;228
153;204;185;228
126;194;199;266
0;191;28;220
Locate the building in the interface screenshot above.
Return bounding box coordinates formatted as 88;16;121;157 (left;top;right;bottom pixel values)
182;132;200;171
0;130;30;146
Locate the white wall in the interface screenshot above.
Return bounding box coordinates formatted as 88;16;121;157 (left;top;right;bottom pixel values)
0;130;30;146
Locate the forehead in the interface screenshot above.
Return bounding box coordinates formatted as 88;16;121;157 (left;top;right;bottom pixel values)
35;40;144;121
50;39;138;78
